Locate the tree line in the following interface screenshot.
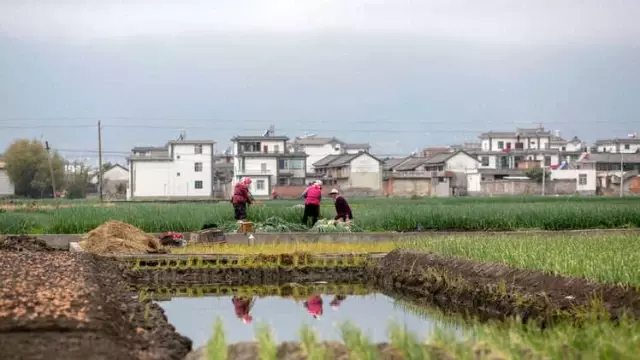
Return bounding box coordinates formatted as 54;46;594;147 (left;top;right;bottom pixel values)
1;139;120;198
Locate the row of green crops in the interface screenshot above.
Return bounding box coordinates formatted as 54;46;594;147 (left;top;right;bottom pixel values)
202;310;640;360
2;198;640;234
401;233;640;286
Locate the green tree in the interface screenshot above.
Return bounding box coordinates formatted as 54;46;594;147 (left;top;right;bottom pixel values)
3;139;66;197
65;162;91;199
525;166;550;184
101;162;114;172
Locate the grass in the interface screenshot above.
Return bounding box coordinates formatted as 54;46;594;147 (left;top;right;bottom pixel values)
2;196;640;234
203;313;640;359
401;233;640;286
170;242;396;255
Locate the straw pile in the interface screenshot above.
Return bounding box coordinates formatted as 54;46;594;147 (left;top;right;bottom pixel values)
81;220;163;255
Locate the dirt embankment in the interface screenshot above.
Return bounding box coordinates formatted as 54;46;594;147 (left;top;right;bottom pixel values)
373;250;640;323
124;264;371;287
0;237;191;360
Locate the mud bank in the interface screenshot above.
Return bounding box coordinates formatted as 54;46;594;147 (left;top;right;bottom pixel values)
373;250;640;323
0;246;191;360
124;265;371;287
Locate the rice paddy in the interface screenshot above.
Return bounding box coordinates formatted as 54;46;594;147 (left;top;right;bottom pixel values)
2;196;640;234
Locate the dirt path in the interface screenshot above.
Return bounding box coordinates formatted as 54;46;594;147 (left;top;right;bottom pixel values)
0;240;191;360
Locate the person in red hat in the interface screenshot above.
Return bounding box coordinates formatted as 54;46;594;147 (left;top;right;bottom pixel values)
231;177;253;221
232;296;254;324
303;295;323;319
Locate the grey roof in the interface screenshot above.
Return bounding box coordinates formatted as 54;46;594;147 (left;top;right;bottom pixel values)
231;135;289;141
394;157;430;171
294;136;343;146
594;138;640;145
479;127;552;139
579;153;640;163
344;143;371;150
382;157;410;170
313;151;381;168
168;140;215;145
425;152;457;164
131;146;167;152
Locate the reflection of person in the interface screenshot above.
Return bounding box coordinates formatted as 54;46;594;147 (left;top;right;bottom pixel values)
303;295;323;319
232;296;254;324
330;295;346;311
232;178;253;221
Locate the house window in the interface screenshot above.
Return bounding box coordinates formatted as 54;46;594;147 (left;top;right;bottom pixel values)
177;155;181;159
625;144;630;150
515;142;524;150
290;159;304;169
256;180;265;190
278;177;288;186
578;174;587;185
561;146;566;151
544;156;551;166
506;142;512;149
481;156;489;166
274;145;280;153
438;177;445;183
194;144;203;154
261;163;267;173
194;180;203;189
497;141;504;149
278;159;288;169
176;172;180;176
263;145;268;153
194;162;203;172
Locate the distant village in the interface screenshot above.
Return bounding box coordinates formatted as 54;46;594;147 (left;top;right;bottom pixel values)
1;125;639;199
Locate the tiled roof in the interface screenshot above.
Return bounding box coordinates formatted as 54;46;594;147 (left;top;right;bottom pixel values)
393;157;429;171
313;154;341;167
344;143;371;150
425;152;456;164
313;151;381;168
168;140;215;145
294;136;342;146
231;135;289;141
579;153;640;163
131;146;167;152
382;157;409;170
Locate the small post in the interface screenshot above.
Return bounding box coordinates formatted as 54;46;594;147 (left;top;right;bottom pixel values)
45;141;57;198
98;120;104;202
541;165;546;196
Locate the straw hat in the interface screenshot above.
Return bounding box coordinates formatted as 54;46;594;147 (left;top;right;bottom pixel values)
329;188;339;195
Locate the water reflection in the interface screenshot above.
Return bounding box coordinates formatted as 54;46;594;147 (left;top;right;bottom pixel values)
157;286;464;347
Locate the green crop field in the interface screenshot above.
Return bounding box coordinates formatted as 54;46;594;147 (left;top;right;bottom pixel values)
1;196;639;234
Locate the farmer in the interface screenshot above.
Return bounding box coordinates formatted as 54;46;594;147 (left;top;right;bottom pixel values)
302;180;322;227
330;295;347;311
303;295;323;319
232;296;254;324
329;188;353;223
232;177;252;221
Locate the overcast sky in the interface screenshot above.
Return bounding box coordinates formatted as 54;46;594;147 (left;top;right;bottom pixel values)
1;0;639;164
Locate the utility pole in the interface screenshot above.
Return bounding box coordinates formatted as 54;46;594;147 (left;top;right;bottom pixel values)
98;120;104;202
541;165;546;196
620;149;624;198
45;141;57;198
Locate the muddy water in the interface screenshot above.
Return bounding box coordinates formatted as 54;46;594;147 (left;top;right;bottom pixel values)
158;290;464;348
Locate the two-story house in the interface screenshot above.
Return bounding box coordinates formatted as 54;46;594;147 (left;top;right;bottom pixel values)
127;140;216;199
312;151;383;193
594;135;640;153
231;134;307;197
470;126;584;179
289;136;371;175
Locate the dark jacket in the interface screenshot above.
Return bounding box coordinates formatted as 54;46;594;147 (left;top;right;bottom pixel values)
334;195;353;220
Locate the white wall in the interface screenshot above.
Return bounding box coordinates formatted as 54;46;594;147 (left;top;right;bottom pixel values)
0;169;14;196
91;166;129;184
482;136;551;151
466;172;481;193
550;169;597;192
132;143;213;198
304;143;368;173
445;153;479;171
349;154;381;190
596;143;640;153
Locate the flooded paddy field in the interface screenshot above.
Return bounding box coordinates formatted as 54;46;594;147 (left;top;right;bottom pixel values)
2;232;640;359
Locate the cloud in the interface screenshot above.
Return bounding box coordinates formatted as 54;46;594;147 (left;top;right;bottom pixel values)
1;0;639;45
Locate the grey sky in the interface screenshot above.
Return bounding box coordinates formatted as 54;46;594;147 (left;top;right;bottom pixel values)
1;1;639;165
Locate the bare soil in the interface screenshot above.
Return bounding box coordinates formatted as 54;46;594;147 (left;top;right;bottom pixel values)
0;248;191;360
373;250;640;323
0;235;58;252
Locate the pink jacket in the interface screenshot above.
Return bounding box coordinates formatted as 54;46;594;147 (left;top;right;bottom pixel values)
304;186;322;205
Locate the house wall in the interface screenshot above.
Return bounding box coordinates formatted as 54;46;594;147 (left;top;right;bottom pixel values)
597;144;640;153
304;143;367;173
131;144;213;198
482;136;551;151
0;169;14;196
472;179;577;196
348;154;382;192
550;169;596;194
91;166;129;184
466;172;481;193
384;178;431;197
431;178;451;197
445;152;479;171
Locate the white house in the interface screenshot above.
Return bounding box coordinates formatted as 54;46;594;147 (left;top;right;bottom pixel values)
231;134;307;197
289;136;371;174
549;169;597;195
127;140;216;199
472;126;585;175
0;159;15;197
90;164;129;197
313;151;383;193
594;136;640;153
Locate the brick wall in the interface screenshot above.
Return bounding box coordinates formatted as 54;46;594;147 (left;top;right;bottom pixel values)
475;179;577;196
